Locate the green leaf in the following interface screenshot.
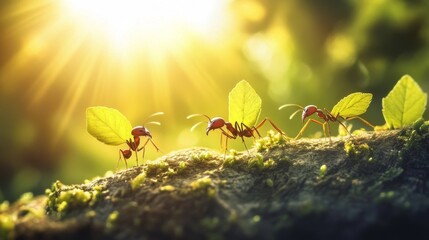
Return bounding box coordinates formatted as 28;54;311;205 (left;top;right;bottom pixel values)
86;106;133;145
228;80;262;127
331;92;372;118
382;75;427;129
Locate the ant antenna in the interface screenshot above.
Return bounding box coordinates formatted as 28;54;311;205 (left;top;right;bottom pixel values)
143;112;164;126
187;114;212;132
278;104;304;120
190;121;205;132
186;114;211;121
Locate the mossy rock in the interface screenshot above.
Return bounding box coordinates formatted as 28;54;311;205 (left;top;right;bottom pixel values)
1;126;429;240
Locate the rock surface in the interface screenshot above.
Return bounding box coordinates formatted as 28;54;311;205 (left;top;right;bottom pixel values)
1;122;429;240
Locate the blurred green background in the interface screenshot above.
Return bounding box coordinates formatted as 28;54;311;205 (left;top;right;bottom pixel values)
1;0;428;202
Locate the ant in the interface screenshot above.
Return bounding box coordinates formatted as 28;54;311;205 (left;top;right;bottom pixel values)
278;104;374;142
187;114;286;155
118;112;163;169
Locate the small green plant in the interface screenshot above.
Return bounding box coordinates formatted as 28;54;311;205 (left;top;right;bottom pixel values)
279;92;373;141
189;177;216;197
187;80;285;155
86;106;163;168
191;151;213;162
106;210;119;230
130;172;146;190
255;130;285;152
382;75;427;129
318;164;327;179
266;178;274;187
159;185;176;192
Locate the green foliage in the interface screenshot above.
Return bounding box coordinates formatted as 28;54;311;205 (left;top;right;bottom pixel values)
331;92;372;118
382;75;427;129
86;106;133;145
228;80;262;127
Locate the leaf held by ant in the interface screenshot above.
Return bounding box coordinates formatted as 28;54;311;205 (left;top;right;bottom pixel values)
228;80;261;127
86;106;133;145
331;92;372;118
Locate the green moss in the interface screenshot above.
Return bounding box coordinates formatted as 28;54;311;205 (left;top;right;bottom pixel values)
201;217;219;230
412;118;425;131
146;160;169;175
46;180;103;215
189;177;216;197
344;141;371;159
223;152;238;166
255;131;285;152
0;201;9;212
89;187;103;206
190;177;212;190
56;201;68;212
266;178;274;187
248;154;277;170
344;141;354;154
16;192;33;204
378;191;395;202
56;189;91;212
252;215;261;223
179;161;187;170
160;185;176;192
130;172;146;190
86;210;97;218
191;151;213;162
106;210;119;230
0;213;15;240
248;153;264;169
419;120;429;133
263;158;276;169
319;164;327;179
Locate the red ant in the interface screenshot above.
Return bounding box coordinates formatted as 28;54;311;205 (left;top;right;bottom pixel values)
118;112;163;169
278;104;374;142
187;114;286;155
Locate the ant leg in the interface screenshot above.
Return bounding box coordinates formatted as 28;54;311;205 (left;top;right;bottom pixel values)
337;120;352;137
241;137;250;154
241;123;259;138
136;138;155;164
223;132;230;159
220;132;224;150
236;123;251;154
149;139;160;152
117;150;122;171
255;118;287;137
118;150;129;170
326;121;332;143
141;147;146;162
345;116;375;128
135;150;139;166
295;119;325;139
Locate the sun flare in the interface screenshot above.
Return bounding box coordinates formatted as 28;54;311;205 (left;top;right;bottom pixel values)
61;0;227;50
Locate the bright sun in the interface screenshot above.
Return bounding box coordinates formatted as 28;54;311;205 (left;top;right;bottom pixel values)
61;0;227;50
1;0;232;148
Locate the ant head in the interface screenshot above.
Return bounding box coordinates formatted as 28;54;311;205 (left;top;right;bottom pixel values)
132;126;152;138
302;105;319;122
206;117;226;135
